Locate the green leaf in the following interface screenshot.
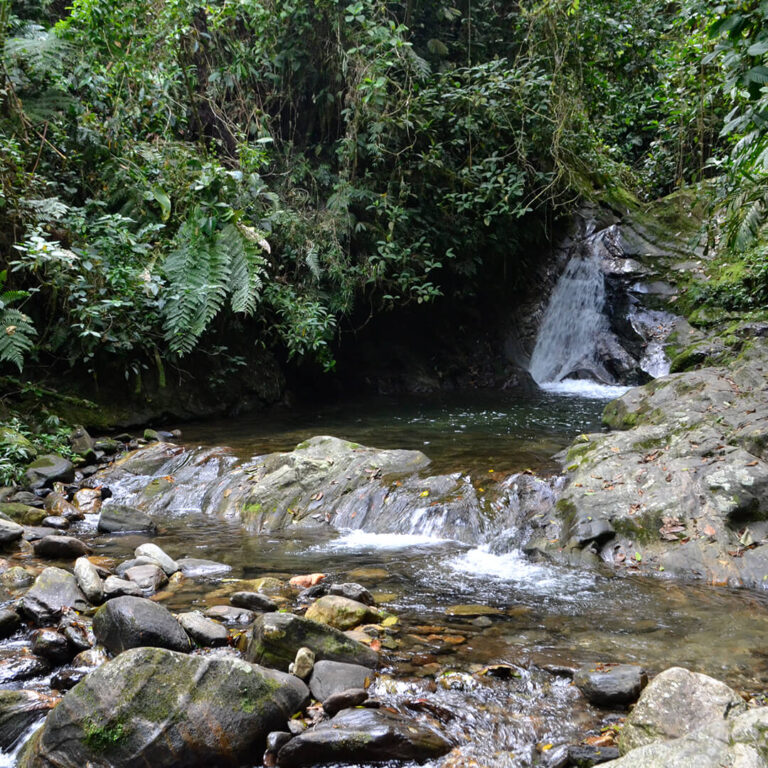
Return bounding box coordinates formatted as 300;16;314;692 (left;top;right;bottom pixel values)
151;186;172;222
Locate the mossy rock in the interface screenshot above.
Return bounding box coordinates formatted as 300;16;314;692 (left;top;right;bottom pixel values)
0;502;47;526
0;427;36;459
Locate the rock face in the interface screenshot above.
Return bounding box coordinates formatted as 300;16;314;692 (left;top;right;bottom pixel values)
245;613;378;671
92;596;191;654
276;708;452;766
529;342;768;586
618;666;747;753
18;568;89;625
18;647;309;768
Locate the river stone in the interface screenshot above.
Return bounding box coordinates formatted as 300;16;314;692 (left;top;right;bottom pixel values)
41;516;69;531
97;504;156;534
72;648;108;668
276;707;451;766
246;612;378;671
2;566;34;589
230;591;278;612
18;567;90;625
0;608;20;639
69;426;94;459
445;605;503;617
25;455;75;490
114;557;156;577
72;488;101;515
204;605;256;626
22;526;57;542
291;647;315;680
603;707;768;768
322;688;368;716
124;563;168;593
0;648;50;683
574;664;647;707
328;582;375;606
17;647;310;768
309;660;372;702
619;666;748;754
73;557;104;604
44;493;81;521
177;612;229;647
0;517;24;545
568;744;620;765
102;576;142;599
304;595;381;630
0;690;57;750
33;535;91;559
0;502;46;526
93;596;191;654
31;629;73;664
176;557;231;577
134;543;178;575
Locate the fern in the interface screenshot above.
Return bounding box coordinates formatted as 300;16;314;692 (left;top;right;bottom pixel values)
731;198;765;251
305;245;322;281
222;222;266;315
0;307;37;372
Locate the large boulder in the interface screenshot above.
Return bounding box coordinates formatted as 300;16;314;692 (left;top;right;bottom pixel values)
18;647;309;768
24;455;75;490
97;505;157;534
619;666;747;753
92;596;191;654
245;612;378;671
18;567;90;625
276;708;452;766
0;690;57;750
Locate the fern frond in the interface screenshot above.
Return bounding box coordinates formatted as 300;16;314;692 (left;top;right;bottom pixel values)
0;308;37;372
730;198;765;251
222;223;265;316
407;47;432;79
305;246;322;281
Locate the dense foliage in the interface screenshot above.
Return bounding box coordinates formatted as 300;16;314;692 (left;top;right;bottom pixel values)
0;0;764;387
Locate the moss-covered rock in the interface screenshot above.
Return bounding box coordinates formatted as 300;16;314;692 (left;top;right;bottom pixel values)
304;595;381;631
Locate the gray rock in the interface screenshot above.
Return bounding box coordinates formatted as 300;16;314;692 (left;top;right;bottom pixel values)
328;583;375;606
246;613;378;672
72;648;108;668
114;557;156;577
0;608;20;639
309;660;372;702
2;566;34;589
230;591;277;612
322;688;368;716
24;455;75;490
0;517;25;544
31;629;73;664
97;505;157;534
619;666;747;753
275;707;451;766
203;605;256;626
573;664;647;707
18;567;90;625
124;564;168;593
102;576;142;599
291;647;315;680
18;647;310;768
93;596;191;654
74;557;104;605
0;648;50;683
266;731;292;753
176;557;231;577
41;516;69;531
177;612;229;647
69;426;94;458
33;535;91;560
0;690;57;750
568;744;620;765
134;543;178;575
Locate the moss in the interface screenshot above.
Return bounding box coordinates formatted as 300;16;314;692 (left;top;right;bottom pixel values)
83;718;127;752
565;442;597;466
603;400;638;430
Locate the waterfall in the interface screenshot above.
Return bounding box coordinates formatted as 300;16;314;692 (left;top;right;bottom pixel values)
529;230;613;387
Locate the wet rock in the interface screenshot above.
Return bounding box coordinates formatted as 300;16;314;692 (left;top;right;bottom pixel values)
72;488;101;515
31;629;73;664
59;614;94;653
0;517;24;545
25;455;75;490
0;502;45;525
444;605;502;617
618;666;747;753
41;516;69;530
275;707;451;766
177;612;229;647
176;557;231;577
2;566;34;589
567;744;620;765
51;667;88;691
69;426;94;459
328;582;375;606
267;731;292;754
103;576;142;599
43;491;81;521
0;648;50;683
74;557;104;605
309;660;372;702
114;557;156;577
72;648;108;668
97;504;157;534
204;604;256;626
290;647;315;680
322;688;368;716
22;526;57;542
0;608;20;638
93;596;191;654
0;690;57;750
304;595;381;631
18;567;90;625
8;491;44;508
33;535;91;559
230;591;278;612
134;543;178;575
297;584;329;603
18;647;310;768
246;612;378;671
573;664;647;707
124;563;168;593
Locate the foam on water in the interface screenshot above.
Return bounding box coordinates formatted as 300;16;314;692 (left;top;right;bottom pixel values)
322;529;452;550
539;379;631;400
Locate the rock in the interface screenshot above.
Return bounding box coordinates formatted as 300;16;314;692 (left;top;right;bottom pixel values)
134;543;178;575
43;492;82;521
604;707;768;768
93;596;191;654
0;502;46;525
143;428;160;442
0;427;37;461
72;488;101;515
246;613;378;672
0;690;57;750
0;608;20;638
618;666;747;753
275;707;451;766
22;526;57;542
31;629;73;664
124;564;168;593
97;504;157;534
41;516;69;530
309;660;372;702
73;557;104;605
0;517;24;545
266;731;292;756
567;744;620;765
0;647;50;683
114;557;156;577
69;426;94;459
289;573;326;588
322;688;368;716
33;535;91;559
291;647;315;680
444;605;503;617
573;664;647;707
18;567;90;625
18;647;310;768
304;595;381;631
25;455;75;490
51;668;88;691
203;605;256;626
102;576;142;599
176;557;231;577
2;566;34;589
177;612;229;647
230;591;278;612
72;648;108;668
328;583;375;606
59;613;94;653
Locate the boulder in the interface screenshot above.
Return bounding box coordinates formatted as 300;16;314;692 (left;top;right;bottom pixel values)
176;557;231;577
72;488;101;515
134;543;178;575
24;455;75;490
619;667;747;753
305;595;381;630
123;564;167;593
328;583;375;606
0;608;21;638
246;613;378;671
309;660;372;702
204;605;256;626
322;688;368;716
73;557;104;605
33;535;91;559
276;708;451;766
97;505;156;534
573;664;647;707
92;596;191;654
230;591;278;612
18;567;90;625
0;690;57;750
102;576;142;599
18;647;309;768
176;612;229;647
0;502;46;526
0;648;50;683
31;629;73;664
0;517;24;545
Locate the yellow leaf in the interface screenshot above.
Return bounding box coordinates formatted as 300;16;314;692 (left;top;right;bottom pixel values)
420;490;429;497
382;615;398;627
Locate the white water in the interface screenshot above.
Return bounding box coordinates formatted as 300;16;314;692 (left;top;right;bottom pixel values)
538;380;630;399
322;530;452;550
